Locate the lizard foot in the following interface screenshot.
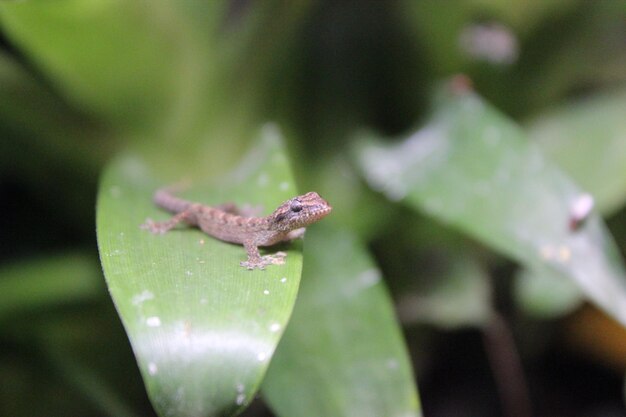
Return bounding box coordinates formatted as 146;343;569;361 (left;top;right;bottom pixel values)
240;252;287;270
140;218;169;235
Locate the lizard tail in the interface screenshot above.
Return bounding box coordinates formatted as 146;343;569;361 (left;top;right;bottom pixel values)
153;182;192;213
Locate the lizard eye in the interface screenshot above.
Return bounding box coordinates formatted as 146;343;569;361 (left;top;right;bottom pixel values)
290;201;302;212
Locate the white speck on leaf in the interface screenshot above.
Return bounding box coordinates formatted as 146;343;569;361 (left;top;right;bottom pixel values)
236;393;246;406
263;289;270;295
280;277;287;283
257;352;267;361
459;22;518;65
148;362;158;375
146;316;161;327
570;193;594;228
185;270;193;277
358;269;381;287
132;290;154;305
343;269;381;297
269;323;281;332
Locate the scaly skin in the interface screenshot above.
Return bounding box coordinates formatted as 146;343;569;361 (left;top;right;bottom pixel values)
141;188;332;270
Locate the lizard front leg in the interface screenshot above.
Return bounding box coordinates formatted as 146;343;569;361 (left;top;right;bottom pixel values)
240;239;286;270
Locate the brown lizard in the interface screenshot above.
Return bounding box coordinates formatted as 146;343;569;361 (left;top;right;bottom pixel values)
141;187;332;270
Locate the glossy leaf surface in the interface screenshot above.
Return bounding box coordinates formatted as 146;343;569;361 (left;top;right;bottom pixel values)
263;226;421;417
97;127;303;417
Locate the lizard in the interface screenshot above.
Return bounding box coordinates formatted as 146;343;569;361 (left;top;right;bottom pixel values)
141;186;332;270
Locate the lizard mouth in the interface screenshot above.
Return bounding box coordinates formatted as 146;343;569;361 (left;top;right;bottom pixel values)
308;202;332;221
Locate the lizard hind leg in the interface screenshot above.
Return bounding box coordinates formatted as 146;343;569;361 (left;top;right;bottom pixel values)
140;210;194;235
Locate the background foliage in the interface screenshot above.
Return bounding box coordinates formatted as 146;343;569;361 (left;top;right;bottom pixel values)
1;1;626;417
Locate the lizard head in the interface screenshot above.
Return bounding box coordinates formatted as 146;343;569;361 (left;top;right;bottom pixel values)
271;191;332;231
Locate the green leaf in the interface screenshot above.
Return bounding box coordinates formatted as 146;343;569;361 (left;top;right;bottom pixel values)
516;89;626;319
396;252;492;329
97;126;304;417
528;88;626;215
0;253;101;320
262;226;421;417
354;89;626;327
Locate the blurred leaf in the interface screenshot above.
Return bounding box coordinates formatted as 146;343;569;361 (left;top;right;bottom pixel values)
38;317;145;417
1;302;153;417
400;0;573;74
0;52;108;226
303;155;395;240
97;126;305;417
0;1;224;133
354;88;626;328
45;351;140;417
528;88;626;215
262;226;421;417
0;253;101;320
464;0;575;33
0;52;108;172
514;267;583;318
0;1;311;145
0;354;94;417
368;206;494;329
396;252;492;329
516;88;626;319
493;1;626;116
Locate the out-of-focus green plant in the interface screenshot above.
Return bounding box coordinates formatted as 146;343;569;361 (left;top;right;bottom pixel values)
2;1;626;416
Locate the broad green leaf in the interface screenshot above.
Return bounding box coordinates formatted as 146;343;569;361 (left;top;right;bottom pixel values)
529;88;626;215
97;126;304;417
354;89;626;327
0;253;101;320
262;226;421;417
